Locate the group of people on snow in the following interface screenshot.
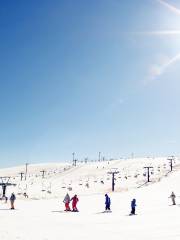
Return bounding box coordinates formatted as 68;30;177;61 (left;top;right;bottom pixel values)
0;191;177;212
63;193;79;212
63;193;137;215
62;191;177;215
105;194;136;215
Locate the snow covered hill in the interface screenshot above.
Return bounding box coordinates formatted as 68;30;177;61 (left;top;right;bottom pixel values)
0;157;179;199
0;157;180;240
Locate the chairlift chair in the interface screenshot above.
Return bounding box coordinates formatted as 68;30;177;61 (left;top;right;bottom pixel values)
61;182;66;189
79;180;83;186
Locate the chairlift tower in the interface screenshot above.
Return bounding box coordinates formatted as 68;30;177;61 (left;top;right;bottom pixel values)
107;169;119;192
0;177;16;197
98;152;101;162
19;172;24;181
73;159;78;167
144;167;154;182
25;163;29;181
72;152;78;166
167;156;175;172
40;170;46;179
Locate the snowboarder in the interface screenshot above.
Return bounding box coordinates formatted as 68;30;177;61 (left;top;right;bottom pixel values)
63;193;71;211
10;193;16;210
169;191;176;205
71;194;79;212
105;194;111;211
130;198;136;215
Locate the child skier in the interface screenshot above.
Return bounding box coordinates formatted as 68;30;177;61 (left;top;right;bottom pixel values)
71;194;79;212
130;198;136;215
105;194;111;211
63;193;71;211
10;193;16;210
169;192;176;205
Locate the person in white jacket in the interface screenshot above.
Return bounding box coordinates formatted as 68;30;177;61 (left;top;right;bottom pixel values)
63;193;71;211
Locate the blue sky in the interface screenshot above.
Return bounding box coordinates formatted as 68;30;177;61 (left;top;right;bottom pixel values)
0;0;180;167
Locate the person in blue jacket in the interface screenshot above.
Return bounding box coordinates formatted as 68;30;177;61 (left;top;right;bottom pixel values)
130;198;136;215
105;194;111;211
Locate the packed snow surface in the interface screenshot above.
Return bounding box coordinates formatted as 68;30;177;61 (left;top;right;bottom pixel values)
0;157;180;240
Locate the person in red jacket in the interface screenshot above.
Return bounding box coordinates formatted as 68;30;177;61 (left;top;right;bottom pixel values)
71;194;79;212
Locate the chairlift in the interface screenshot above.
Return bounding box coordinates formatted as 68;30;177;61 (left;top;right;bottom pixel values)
61;183;66;189
85;182;89;188
46;183;52;194
67;186;72;191
41;182;46;192
79;180;83;186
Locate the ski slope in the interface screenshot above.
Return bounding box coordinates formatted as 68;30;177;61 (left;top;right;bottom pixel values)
0;157;180;240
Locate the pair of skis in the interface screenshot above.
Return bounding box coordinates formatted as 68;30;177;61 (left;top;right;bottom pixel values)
64;210;79;212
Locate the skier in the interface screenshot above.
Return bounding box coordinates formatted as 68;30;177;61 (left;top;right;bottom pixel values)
63;193;71;211
71;194;79;212
130;198;136;215
105;194;111;211
169;191;176;205
10;193;16;210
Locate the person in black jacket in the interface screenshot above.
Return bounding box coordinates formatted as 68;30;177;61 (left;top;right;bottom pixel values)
169;192;176;205
10;193;16;209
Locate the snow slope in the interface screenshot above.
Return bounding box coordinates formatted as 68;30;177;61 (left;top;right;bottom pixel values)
0;157;180;240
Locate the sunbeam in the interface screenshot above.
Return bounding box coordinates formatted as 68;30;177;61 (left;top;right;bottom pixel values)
157;0;180;15
134;30;180;35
